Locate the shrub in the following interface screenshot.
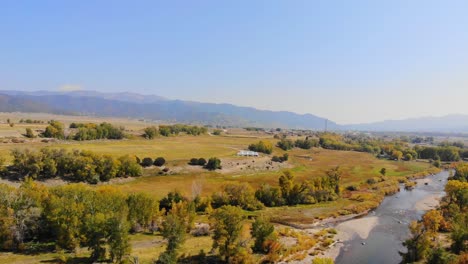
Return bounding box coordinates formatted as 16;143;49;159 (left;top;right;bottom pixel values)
197;158;207;166
277;139;294;151
189;158;199;165
272;153;289;163
205;157;221;170
212;183;263;211
248;141;273;154
141;157;153;167
154;157;166;167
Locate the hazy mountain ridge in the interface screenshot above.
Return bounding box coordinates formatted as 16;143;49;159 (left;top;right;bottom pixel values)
345;114;468;132
1;90;467;132
0;91;335;129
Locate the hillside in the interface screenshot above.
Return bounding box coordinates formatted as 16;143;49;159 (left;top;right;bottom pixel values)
0;91;337;129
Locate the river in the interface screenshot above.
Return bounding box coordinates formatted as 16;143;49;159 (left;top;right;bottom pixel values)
334;170;450;264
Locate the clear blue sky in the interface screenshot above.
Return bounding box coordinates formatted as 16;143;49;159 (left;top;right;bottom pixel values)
2;0;468;124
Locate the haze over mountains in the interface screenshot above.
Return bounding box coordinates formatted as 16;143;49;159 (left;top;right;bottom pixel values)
0;90;466;133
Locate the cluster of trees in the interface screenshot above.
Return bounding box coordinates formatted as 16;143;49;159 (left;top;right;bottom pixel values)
188;157;207;166
192;170;342;212
277;138;319;151
402;163;468;263
9;148;142;183
183;157;221;170
248;140;273;154
42;120;65;139
19;119;44;124
0;179;283;263
143;124;208;138
140;157;166;167
0;182;160;263
159;125;207;137
255;169;342;207
70;122;125;140
414;145;461;162
316;132;466;162
272;153;289;163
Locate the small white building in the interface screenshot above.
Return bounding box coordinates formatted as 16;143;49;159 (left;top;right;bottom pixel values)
237;150;259;157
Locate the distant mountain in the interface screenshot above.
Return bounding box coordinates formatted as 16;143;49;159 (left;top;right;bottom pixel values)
0;90;167;104
0;94;70;114
0;91;336;129
345;114;468;133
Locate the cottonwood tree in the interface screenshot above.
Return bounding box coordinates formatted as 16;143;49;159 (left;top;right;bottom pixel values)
210;205;247;262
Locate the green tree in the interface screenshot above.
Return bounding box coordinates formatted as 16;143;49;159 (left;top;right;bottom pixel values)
24;128;35;138
380;168;386;176
279;171;307;205
154;157;166;167
251;215;275;253
143;126;159;139
141;157;153;167
205;157;222;170
210;205;247;263
158;202;195;264
42;120;65;139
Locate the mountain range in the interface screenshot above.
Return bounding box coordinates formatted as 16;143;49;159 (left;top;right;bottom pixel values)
0;90;466;133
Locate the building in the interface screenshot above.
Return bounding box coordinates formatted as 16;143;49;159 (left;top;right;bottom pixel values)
237;150;259;157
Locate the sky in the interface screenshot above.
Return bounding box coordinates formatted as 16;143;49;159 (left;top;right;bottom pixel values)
1;0;468;124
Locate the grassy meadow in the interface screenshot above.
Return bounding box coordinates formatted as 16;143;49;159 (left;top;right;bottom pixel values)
0;113;435;263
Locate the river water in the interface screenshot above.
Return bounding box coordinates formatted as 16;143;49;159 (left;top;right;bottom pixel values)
335;170;449;264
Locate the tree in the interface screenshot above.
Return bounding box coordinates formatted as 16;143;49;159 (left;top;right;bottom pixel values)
423;210;443;236
143;126;158;139
197;158;207;166
392;150;403;160
210;205;247;263
279;171;307;205
251;215;275;253
141;157;154;167
108;216;131;263
255;184;284;207
205;157;221;170
248;141;273;154
277;139;294;151
380;168;386;176
24;128;35;138
211;183;263;211
158;202;195;264
127;192;159;232
326;166;342;195
154;157;166;167
42;120;65;139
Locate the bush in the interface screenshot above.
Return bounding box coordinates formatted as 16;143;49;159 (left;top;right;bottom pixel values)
272;153;289;163
211;183;263;211
248;141;273;154
154;157;166;167
277;139;294;151
197;158;207;166
189;158;207;166
24;128;35;138
141;157;153;167
205;157;221;170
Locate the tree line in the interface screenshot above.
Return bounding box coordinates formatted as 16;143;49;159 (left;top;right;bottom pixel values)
143;124;208;139
7;148;142;183
402;163;468;263
0;180;298;263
